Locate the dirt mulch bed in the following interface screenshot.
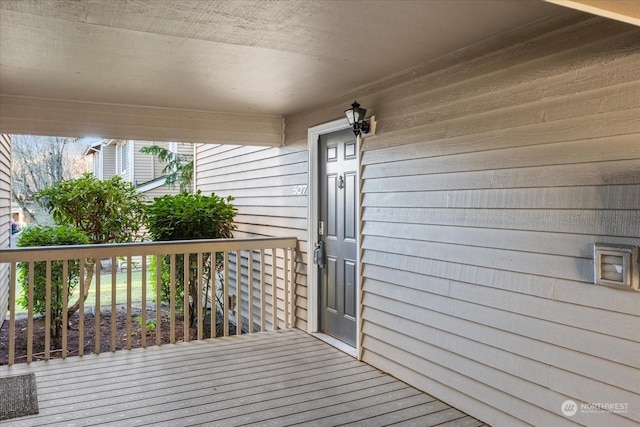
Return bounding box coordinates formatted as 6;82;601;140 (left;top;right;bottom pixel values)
0;306;237;366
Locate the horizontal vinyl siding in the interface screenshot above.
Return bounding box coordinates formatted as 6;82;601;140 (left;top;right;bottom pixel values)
357;19;640;427
102;145;116;179
281;15;639;427
0;134;11;326
196;143;308;328
132;140;155;185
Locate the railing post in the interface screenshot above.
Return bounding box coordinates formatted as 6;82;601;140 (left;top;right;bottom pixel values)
283;248;289;329
126;255;132;350
235;250;241;336
155;255;162;347
62;260;68;358
79;258;85;357
272;248;277;330
211;251;217;339
183;253;189;343
9;262;16;366
223;251;229;337
248;250;254;333
27;261;34;363
170;254;176;344
140;254;146;349
260;249;266;332
45;260;52;360
110;258;117;352
197;252;203;341
289;247;295;328
95;261;101;354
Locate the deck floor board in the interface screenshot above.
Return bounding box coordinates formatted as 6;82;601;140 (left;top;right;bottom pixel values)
1;329;486;426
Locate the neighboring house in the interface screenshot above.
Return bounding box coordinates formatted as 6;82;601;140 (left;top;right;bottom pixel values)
196;16;640;427
84;139;193;199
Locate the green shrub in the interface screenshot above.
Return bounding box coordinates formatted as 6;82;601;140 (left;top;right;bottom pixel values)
34;173;147;317
17;226;90;340
35;173;146;244
145;191;237;324
145;190;236;241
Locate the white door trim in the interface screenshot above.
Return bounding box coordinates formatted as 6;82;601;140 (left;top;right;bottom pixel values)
307;118;362;357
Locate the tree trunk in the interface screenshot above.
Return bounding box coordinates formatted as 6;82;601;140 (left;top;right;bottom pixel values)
67;258;96;318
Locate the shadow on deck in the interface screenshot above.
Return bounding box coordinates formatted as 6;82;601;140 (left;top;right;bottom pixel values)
0;329;488;426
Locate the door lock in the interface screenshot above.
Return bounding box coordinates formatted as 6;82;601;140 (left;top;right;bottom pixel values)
313;241;326;268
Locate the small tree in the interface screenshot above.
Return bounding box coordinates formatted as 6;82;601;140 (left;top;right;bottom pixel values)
35;173;146;316
145;191;237;325
17;226;90;341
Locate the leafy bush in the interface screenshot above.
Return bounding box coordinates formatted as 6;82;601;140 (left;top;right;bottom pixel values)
35;173;146;244
34;173;147;317
17;226;90;340
145;190;236;241
145;191;237;324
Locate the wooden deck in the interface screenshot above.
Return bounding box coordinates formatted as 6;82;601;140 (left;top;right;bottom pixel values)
1;329;488;426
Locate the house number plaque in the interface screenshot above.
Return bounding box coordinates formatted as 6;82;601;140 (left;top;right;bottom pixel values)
292;184;308;195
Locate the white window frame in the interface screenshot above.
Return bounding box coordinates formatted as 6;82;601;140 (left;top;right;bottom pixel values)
120;141;129;173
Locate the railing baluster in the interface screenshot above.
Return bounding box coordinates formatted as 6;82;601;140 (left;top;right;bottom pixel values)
95;261;101;354
260;249;265;332
156;255;162;347
27;262;34;363
211;252;217;339
197;252;203;341
78;258;85;357
170;254;176;344
248;250;254;333
223;251;229;337
62;260;68;358
235;250;241;336
141;255;146;349
272;248;277;331
9;262;16;365
126;255;132;350
45;260;51;360
183;253;189;343
289;247;295;328
283;248;289;329
110;257;116;352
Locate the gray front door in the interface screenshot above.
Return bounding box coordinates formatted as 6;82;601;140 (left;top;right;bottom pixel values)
318;128;358;346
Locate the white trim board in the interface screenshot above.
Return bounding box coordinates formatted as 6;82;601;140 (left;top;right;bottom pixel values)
306;117;363;359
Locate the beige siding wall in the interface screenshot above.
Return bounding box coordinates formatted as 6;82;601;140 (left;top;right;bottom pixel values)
195;15;639;426
0;134;11;326
196;143;308;329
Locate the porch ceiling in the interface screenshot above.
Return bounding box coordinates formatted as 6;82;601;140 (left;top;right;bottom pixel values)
0;0;583;144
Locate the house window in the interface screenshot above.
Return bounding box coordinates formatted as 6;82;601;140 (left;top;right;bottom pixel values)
120;141;129;173
169;142;178;153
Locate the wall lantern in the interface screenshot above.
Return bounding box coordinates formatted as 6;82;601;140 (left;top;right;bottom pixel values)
345;101;371;136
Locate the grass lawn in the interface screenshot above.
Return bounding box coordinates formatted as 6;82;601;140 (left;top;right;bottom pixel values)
13;270;156;315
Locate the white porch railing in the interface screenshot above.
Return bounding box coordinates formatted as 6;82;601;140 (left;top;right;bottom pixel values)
0;237;297;366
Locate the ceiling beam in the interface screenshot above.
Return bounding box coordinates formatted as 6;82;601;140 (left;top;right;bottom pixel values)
545;0;640;26
0;95;284;146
